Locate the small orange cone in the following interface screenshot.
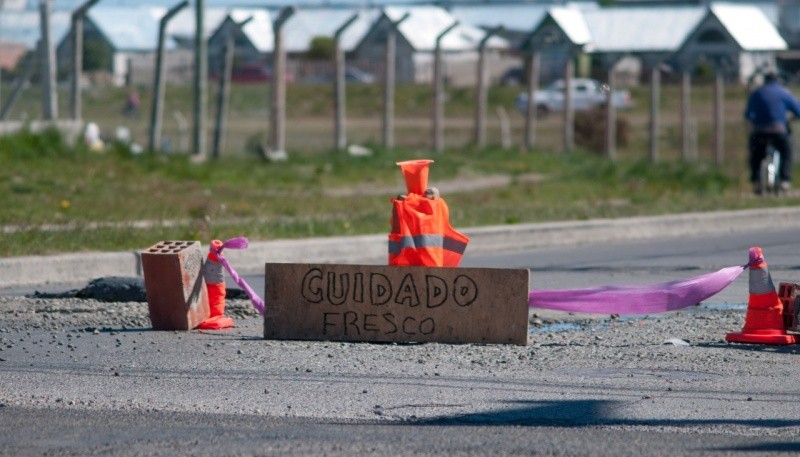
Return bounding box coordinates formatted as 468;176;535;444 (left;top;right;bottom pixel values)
726;247;796;345
397;159;433;195
197;240;235;330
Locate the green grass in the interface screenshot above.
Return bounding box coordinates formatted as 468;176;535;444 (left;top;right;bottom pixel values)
2;124;797;258
2;80;798;257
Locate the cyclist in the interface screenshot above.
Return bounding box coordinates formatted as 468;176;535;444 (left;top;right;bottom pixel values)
744;71;800;193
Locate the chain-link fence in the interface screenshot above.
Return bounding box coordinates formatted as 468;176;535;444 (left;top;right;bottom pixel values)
1;2;797;167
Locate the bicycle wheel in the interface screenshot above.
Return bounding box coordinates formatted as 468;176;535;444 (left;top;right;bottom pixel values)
759;149;780;195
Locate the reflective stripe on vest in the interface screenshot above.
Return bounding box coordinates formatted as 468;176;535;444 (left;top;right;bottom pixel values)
388;234;468;256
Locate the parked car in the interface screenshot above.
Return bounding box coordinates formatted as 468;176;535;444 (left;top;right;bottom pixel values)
515;78;632;116
500;66;525;86
209;63;294;84
304;66;376;84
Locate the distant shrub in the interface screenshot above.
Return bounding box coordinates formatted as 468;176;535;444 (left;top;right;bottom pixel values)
307;36;334;60
0;127;71;159
573;107;630;154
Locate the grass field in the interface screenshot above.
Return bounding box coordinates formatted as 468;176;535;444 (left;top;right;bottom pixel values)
1;80;798;258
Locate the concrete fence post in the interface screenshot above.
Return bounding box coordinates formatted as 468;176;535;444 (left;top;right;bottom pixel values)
270;6;295;155
192;0;208;159
649;65;661;163
432;20;458;154
333;13;359;152
474;26;502;149
149;0;189;152
69;0;101;121
523;52;539;152
382;12;410;150
39;0;57;121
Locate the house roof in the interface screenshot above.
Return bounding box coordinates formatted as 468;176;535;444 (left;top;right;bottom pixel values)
582;6;705;53
227;8;274;53
545;6;592;47
709;3;787;51
382;5;507;52
86;7;169;52
0;41;28;70
528;3;785;54
282;8;379;53
166;7;231;40
447;3;553;33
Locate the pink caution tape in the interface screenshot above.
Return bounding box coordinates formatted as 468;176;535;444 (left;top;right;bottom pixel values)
529;265;746;315
212;237;265;315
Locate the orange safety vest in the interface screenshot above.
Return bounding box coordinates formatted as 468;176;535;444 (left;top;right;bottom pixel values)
388;192;469;267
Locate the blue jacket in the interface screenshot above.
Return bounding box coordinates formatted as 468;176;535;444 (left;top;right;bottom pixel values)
744;82;800;131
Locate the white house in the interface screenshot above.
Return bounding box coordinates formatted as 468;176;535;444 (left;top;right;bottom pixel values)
353;5;508;86
206;8;274;73
674;3;788;83
581;6;706;83
525;3;787;84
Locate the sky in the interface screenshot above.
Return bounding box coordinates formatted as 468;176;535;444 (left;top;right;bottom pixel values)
27;0;442;10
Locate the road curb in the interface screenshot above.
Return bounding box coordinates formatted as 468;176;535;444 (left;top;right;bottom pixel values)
2;207;799;289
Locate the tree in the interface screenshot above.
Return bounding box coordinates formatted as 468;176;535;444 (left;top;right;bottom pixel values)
307;36;334;60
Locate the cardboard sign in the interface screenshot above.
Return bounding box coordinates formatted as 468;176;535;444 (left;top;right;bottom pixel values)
264;263;530;345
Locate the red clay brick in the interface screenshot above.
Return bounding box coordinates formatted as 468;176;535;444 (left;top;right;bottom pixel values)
778;282;798;333
141;241;210;330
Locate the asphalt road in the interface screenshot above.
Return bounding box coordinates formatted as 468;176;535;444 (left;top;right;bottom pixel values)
2;224;800;456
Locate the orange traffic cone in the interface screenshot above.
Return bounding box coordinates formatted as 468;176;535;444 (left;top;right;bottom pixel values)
397;159;433;195
726;247;796;345
197;240;235;330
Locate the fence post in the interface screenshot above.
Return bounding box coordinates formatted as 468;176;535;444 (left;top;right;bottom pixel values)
193;0;208;158
39;0;57;120
474;26;502;149
270;6;295;155
149;0;189;152
69;0;100;121
432;20;458;154
714;70;724;165
0;41;38;120
523;52;539;152
563;56;574;153
604;62;616;161
648;64;661;163
213;17;251;159
382;12;410;150
333;13;359;152
681;70;693;161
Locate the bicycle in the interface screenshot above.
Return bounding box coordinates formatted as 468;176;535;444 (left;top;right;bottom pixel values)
754;119;794;196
